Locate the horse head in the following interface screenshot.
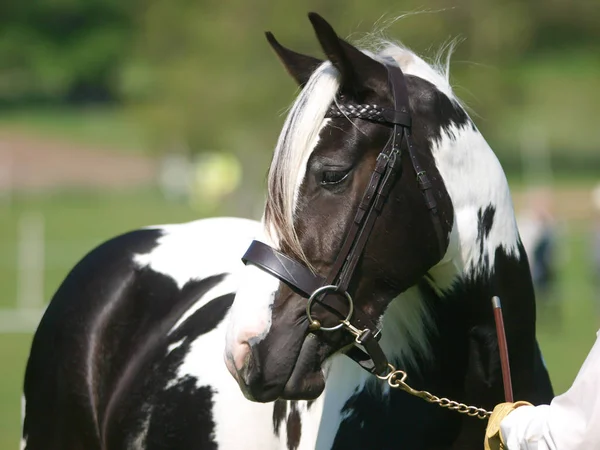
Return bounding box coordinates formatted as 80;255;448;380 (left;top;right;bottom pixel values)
225;13;511;403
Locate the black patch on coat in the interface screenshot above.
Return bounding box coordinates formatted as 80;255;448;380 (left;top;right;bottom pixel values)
478;206;495;241
23;228;163;450
106;290;235;449
476;205;496;267
332;383;461;450
286;402;302;450
145;377;217;450
404;75;471;145
273;400;287;436
99;272;229;437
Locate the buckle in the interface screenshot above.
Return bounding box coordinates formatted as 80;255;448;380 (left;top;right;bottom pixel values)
416;171;432;189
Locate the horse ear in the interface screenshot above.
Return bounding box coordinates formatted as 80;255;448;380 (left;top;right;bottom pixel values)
266;32;323;87
308;12;387;98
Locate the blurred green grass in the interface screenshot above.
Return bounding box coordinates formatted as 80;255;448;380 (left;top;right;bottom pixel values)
0;107;146;153
0;190;598;448
536;223;599;391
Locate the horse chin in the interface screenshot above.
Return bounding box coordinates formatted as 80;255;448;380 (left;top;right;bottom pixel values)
240;355;325;403
282;366;325;400
280;333;327;400
246;333;326;402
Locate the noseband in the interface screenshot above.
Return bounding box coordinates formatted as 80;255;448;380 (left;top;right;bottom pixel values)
242;62;445;376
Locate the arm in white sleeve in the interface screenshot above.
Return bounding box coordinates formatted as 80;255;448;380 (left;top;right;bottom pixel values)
501;330;600;450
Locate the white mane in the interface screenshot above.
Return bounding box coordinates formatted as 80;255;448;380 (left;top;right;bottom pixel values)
265;61;340;260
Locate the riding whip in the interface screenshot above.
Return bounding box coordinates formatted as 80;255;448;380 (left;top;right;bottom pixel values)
492;296;513;402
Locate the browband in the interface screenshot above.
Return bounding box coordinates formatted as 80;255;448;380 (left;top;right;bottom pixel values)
326;103;412;127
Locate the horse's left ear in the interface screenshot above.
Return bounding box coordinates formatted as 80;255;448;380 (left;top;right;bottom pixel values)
266;32;323;87
308;12;388;98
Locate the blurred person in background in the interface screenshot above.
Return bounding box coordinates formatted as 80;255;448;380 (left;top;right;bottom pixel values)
591;184;600;318
518;188;560;327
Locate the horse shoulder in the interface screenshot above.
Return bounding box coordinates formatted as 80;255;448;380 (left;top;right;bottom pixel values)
22;217;264;449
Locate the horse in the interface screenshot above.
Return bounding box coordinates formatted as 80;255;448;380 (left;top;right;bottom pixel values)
22;13;553;450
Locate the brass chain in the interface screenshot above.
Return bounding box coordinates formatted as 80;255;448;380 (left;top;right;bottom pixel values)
376;364;492;420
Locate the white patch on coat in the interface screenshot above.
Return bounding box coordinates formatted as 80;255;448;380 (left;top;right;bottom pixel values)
313;355;371;449
294;399;325;450
171;312;281;449
165;309;365;450
129;404;153;449
224;228;281;371
379;285;435;369
134;217;260;289
136;219;323;450
430;123;520;276
166;338;185;354
378;44;454;99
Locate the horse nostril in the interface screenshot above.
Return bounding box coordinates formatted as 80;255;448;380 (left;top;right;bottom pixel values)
228;340;249;373
241;346;260;386
224;350;239;379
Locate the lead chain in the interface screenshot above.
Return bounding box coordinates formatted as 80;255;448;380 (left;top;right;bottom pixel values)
376;364;492;420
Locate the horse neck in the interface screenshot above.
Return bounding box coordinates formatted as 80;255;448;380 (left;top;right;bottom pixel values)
378;120;537;373
429;120;536;334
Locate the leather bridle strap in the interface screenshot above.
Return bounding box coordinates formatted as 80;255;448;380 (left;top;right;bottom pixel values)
241;241;381;338
406;126;445;256
325;64;408;293
310;64;409;374
242;240;324;297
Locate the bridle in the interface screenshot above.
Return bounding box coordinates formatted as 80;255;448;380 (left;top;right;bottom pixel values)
241;61;446;376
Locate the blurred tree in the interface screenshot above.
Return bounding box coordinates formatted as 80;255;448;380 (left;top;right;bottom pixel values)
0;0;598;175
0;0;134;105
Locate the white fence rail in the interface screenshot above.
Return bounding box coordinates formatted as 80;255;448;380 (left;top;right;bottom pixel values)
0;212;101;333
0;213;46;332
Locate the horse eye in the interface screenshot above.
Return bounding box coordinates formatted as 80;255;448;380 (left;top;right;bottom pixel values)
321;169;350;186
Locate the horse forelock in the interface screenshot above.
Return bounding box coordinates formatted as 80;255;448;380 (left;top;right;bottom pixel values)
265;62;339;263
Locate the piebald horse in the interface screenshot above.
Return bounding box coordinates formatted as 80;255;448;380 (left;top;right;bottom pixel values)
22;13;553;450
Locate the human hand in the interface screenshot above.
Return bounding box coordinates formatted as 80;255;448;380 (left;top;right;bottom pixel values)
484;401;533;450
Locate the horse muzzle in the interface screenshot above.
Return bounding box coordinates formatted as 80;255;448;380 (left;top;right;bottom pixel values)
226;327;327;402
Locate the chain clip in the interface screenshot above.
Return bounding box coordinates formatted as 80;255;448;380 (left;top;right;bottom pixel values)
376;363;492;420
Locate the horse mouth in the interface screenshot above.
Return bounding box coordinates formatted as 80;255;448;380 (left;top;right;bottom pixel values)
281;334;327;400
239;333;327;403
